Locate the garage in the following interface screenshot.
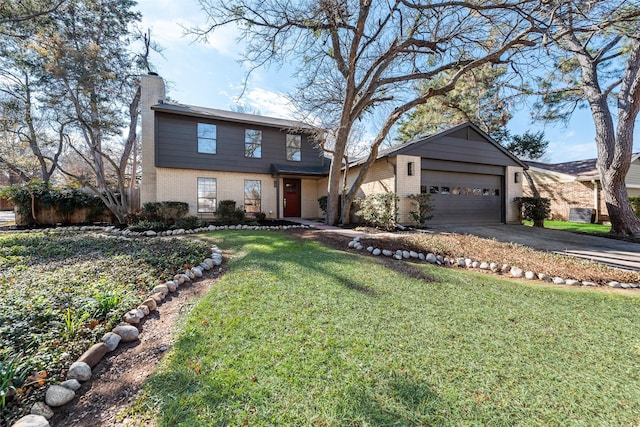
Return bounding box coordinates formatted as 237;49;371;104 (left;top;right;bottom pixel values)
348;122;526;226
422;170;503;225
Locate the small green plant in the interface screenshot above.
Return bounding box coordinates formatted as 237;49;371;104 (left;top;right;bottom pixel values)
217;200;245;224
355;192;399;231
515;196;551;227
94;291;122;320
0;352;30;409
318;195;328;216
408;193;433;226
254;211;267;222
128;220;167;232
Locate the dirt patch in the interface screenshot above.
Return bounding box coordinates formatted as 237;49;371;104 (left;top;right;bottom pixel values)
49;269;223;427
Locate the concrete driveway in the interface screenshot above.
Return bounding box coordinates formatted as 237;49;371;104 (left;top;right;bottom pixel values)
433;224;640;271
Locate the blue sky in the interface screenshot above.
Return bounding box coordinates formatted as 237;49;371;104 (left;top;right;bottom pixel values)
137;0;637;164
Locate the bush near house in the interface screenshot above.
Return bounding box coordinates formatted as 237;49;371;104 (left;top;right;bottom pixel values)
630;196;640;218
355;192;399;231
515;196;551;227
0;182;114;226
408;193;433;226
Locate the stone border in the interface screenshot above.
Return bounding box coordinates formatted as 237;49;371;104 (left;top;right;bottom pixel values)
347;236;640;289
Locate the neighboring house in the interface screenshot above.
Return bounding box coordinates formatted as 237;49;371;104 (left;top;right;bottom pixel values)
523;154;640;222
140;74;330;220
141;74;526;225
346;122;526;225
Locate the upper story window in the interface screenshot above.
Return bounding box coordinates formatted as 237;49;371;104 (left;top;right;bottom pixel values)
286;134;301;161
197;123;217;154
245;129;262;158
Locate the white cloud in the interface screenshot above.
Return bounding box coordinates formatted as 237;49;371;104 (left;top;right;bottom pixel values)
241;88;298;119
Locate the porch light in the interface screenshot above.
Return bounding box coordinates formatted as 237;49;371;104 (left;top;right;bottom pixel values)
514;172;520;183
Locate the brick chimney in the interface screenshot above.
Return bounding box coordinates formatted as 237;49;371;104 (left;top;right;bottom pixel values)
140;73;166;205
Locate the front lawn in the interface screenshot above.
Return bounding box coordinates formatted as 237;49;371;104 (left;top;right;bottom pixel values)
142;231;640;426
523;220;612;234
0;232;210;423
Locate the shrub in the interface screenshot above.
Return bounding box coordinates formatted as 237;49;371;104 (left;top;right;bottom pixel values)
174;215;200;230
217;200;245;224
355;192;399;231
140;201;189;225
630;197;640;218
318;195;328;216
408;193;433;226
128;220;167;232
515;196;551;227
254;212;267;222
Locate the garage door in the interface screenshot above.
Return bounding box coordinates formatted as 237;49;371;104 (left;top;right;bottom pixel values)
422;170;503;225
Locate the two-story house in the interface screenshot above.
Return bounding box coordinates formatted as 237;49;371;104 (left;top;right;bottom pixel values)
140;73;330;220
141;73;525;225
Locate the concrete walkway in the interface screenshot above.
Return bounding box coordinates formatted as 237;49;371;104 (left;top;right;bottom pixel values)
434;224;640;271
289;219;640;271
0;210;15;227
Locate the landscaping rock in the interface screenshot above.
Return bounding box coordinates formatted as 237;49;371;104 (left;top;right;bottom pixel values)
372;248;381;256
124;308;145;325
510;267;523;278
457;258;465;267
409;251;419;258
101;332;122;351
191;266;203;277
394;254;403;260
113;324;139;342
608;281;621;288
45;385;75;407
165;280;178;292
13;414;50;427
565;279;580;286
471;261;480;268
367;246;374;252
66;362;91;382
150;292;165;303
524;271;536;280
137;304;150;316
402;250;410;259
479;262;489;270
140;297;157;311
382;249;393;257
582;281;597;287
465;259;473;268
145;230;157;237
621;283;631;289
203;258;215;268
30;402;54;420
173;274;185;285
426;253;437;264
552;277;565;284
77;343;110;368
418;253;426;260
153;284;169;296
60;379;81;391
490;263;498;272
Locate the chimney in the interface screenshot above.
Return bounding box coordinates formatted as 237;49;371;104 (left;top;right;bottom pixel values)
140;73;166;205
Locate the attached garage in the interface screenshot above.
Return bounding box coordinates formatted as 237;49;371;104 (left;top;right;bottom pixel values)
423;170;503;225
348;122;526;226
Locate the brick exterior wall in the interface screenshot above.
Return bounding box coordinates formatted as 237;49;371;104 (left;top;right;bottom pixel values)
394;155;422;224
505;166;524;224
523;171;607;221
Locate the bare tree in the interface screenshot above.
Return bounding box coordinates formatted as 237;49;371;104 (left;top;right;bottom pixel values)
194;0;544;224
530;0;640;236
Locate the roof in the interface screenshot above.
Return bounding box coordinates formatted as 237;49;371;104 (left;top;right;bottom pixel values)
350;121;527;168
151;101;318;132
526;153;640;181
270;162;331;177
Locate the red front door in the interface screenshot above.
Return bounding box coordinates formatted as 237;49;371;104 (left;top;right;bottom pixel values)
283;179;301;217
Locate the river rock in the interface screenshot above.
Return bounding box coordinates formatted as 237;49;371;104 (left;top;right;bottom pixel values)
552;277;565;284
66;362;91;381
60;379;81;391
382;249;393;256
140;297;157;311
13;414;50;427
45;385;75;407
77;343;110;368
510;267;523;278
524;271;536;280
113;324;139;342
426;253;437;264
372;248;381;256
153;284;169;296
30;402;54;419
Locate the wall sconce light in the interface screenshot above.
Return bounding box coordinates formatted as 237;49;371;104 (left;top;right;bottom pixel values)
273;180;278;187
408;162;414;176
514;172;520;183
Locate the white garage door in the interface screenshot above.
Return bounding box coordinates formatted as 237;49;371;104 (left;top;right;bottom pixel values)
422;170;503;225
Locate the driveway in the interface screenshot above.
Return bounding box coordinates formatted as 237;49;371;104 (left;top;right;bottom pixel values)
433;224;640;271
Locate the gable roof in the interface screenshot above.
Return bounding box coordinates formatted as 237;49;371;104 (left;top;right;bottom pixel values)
350;122;527;168
151;101;318;132
526;153;640;181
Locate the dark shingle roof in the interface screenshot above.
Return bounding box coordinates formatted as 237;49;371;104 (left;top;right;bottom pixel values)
526;153;640;180
151;102;317;131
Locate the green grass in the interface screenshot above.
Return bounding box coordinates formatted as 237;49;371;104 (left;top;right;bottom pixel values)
523;220;611;234
143;231;640;426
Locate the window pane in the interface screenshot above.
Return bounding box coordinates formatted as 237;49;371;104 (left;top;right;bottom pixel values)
245;129;262;158
244;180;261;213
440;186;450;195
197;177;217;213
286;134;301;161
197;123;217;154
429;186;439;194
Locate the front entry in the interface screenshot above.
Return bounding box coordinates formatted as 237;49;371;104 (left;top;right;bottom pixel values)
283;178;301;217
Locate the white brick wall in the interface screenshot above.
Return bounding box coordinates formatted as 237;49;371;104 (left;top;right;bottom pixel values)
140;75;165;205
505;166;524;223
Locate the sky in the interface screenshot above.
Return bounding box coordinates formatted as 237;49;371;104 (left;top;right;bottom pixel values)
137;0;637;164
